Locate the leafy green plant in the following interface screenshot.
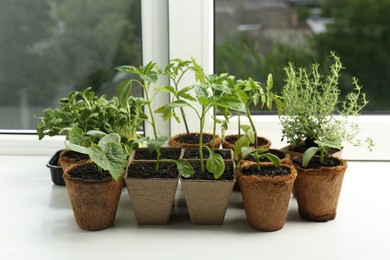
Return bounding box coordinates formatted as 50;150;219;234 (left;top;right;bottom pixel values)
231;74;283;157
116;61;193;177
279;52;374;166
66;131;127;181
157;59;244;179
36;84;146;155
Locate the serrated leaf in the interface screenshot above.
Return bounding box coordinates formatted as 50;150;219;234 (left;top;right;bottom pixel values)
175;159;194;178
116;80;132;106
206;151;225;179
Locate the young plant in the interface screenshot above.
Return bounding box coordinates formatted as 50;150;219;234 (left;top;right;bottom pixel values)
238;147;280;171
157;60;244;178
232;74;284;153
36;85;146;156
279;52;374;166
116;62;193;177
159;58;197;134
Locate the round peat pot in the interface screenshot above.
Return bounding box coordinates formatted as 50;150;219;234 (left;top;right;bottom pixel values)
63;162;124;231
59;149;90;173
293;156;347;222
237;162;297;231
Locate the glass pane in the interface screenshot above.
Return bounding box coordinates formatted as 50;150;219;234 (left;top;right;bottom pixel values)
215;0;390;113
0;0;142;130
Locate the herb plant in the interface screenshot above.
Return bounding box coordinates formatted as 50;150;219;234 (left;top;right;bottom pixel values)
279;52;374;166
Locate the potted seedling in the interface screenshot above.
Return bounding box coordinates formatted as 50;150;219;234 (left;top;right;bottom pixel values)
157;58;223;149
236;147;297;231
158;63;244;224
222;74;283;152
62;129;128;231
116;61;193;224
279;52;374;221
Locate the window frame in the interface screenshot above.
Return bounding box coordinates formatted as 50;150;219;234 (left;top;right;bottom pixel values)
1;0;389;161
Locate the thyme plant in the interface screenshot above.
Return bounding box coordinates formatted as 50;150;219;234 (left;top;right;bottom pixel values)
279;52;374;166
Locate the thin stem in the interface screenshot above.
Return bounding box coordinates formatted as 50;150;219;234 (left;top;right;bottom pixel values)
246;106;258;148
199;109;206;173
144;81;158;140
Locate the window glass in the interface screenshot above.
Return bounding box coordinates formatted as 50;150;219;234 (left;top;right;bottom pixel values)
215;0;390;113
0;0;142;130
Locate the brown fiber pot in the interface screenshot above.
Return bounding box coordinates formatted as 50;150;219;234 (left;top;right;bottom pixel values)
63;162;124;231
169;132;221;149
293;158;347;222
237;163;297;231
59;149;89;173
124;171;179;224
222;134;272;150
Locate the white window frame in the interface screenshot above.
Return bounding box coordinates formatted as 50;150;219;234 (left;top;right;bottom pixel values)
0;0;170;155
168;0;390;161
1;0;389;161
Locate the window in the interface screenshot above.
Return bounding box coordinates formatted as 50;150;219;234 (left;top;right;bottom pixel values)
1;0;389;160
215;0;390;113
0;0;142;131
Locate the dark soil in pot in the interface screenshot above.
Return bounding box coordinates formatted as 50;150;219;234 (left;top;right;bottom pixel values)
133;147;182;160
240;164;291;177
67;163;112;181
293;156;342;169
183;148;232;160
59;150;90;172
127;161;179;178
244;149;287;163
182;160;235;180
223;135;271;148
169;132;221;148
176;133;213;144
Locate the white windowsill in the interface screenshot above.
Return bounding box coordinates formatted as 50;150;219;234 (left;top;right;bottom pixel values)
0;155;389;259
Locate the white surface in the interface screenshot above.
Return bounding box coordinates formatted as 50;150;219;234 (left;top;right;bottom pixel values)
0;156;389;260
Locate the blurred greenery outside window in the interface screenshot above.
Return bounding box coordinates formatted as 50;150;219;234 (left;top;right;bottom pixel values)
215;0;390;114
0;0;142;130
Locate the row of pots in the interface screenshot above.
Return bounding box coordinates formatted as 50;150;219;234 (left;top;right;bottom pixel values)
47;137;346;232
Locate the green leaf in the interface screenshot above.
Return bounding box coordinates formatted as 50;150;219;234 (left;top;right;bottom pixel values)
65;141;90;155
116;80;132;107
241;147;254;159
234;135;250;158
175;159;194;178
206;151;225;179
215;96;246;112
302;147;320;168
262;153;280;168
89;142;127;181
155;85;176;95
98;133;121;150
